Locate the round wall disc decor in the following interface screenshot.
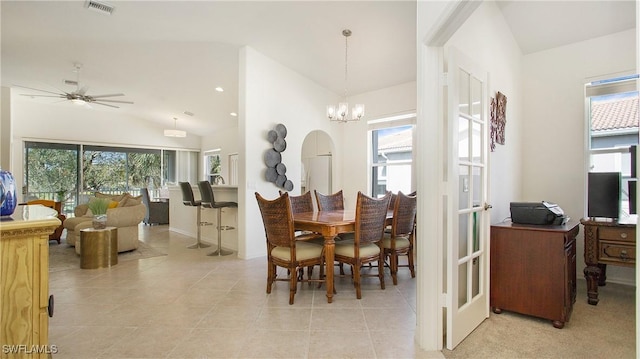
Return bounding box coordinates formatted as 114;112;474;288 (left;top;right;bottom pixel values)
264;123;293;191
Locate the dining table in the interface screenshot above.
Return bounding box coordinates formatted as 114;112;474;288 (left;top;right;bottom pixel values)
293;209;392;303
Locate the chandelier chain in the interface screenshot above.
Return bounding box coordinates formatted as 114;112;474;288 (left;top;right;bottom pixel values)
344;33;348;99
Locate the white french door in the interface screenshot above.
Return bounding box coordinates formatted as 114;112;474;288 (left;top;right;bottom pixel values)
445;47;490;349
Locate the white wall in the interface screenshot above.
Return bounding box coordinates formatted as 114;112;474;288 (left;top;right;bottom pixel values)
340;81;417;209
522;28;637;284
238;46;342;259
445;0;524;224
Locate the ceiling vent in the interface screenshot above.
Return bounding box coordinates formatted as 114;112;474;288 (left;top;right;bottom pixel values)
84;0;114;15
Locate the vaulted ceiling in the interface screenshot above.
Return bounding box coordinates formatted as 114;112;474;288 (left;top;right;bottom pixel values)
1;1;635;135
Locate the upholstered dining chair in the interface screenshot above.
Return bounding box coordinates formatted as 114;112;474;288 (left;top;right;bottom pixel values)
255;192;325;305
382;191;417;285
334;191;391;299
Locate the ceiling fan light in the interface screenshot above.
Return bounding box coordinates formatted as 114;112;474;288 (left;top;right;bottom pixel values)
71;98;86;106
164;129;186;138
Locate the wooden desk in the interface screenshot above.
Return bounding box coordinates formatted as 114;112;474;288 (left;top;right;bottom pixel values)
581;217;636;305
293;210;392;303
490;221;579;328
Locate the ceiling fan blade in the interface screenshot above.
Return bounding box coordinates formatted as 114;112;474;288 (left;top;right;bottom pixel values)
90;93;126;98
13;85;64;96
93;99;134;104
77;86;89;95
19;94;65;98
91;102;120;109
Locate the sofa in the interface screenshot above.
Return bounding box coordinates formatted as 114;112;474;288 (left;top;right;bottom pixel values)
63;193;146;254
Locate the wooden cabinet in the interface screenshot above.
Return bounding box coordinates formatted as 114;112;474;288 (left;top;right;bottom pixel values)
0;205;60;358
580;218;636;305
490;221;579;329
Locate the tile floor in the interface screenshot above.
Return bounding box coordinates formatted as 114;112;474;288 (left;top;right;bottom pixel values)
49;225;437;359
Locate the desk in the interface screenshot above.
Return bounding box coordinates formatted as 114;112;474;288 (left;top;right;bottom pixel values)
490;221;579;328
581;217;636;305
293;209;392;303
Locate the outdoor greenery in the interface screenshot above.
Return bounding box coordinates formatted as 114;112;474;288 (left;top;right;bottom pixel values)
25;143;162;209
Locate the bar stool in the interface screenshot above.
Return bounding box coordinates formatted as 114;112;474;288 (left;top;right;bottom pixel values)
198;181;237;256
179;182;212;249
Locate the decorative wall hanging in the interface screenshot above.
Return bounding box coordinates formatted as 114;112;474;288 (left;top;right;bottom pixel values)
490;91;507;152
264;123;294;191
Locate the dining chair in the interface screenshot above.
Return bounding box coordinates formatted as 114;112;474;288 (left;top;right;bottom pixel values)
256;192;325;304
382;191;417;285
198;181;238;256
314;189;344;211
334;191;391;299
179;182;212;249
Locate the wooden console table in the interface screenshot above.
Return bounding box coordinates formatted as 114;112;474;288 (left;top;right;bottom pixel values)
581;217;636;305
490;220;579;328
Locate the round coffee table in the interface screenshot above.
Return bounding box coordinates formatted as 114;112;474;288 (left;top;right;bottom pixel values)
79;227;118;269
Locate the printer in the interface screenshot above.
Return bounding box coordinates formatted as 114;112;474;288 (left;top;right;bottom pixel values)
510;201;568;225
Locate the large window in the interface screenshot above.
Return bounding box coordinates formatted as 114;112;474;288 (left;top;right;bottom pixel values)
370;121;415;198
586;74;639;216
24;141;193;215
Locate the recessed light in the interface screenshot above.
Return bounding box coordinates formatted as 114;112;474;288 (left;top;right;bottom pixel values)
215;87;224;92
230;112;237;117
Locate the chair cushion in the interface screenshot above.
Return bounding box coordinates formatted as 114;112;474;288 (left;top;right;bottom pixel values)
271;241;323;261
381;233;411;249
335;241;380;258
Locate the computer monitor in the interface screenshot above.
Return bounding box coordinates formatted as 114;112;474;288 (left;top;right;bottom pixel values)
588;172;621;219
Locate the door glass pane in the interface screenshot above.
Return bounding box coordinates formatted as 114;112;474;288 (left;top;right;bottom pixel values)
471;76;482;119
458;212;469;259
459;165;470;210
25;142;79;215
472;166;482;207
459;69;470;116
458;261;468;308
472;120;482;163
472;256;480;298
458;117;470;162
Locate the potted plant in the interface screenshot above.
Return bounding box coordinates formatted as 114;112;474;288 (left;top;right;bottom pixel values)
87;198;110;229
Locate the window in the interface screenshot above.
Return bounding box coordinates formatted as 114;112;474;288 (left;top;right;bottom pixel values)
370;117;415;198
24;141;193;215
586;74;639;216
203;149;222;184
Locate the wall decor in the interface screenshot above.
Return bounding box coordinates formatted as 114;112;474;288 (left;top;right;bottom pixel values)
490;91;507;152
264;123;294;191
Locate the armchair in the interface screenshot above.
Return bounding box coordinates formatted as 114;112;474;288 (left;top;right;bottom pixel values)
26;199;66;243
141;188;169;225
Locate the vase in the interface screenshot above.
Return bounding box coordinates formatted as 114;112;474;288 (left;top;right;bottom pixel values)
0;168;17;217
92;214;107;229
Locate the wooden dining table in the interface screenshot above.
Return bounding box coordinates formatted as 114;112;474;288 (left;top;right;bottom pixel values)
293;209;392;303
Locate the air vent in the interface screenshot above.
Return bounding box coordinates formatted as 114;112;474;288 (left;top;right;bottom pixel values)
64;80;78;86
84;0;114;15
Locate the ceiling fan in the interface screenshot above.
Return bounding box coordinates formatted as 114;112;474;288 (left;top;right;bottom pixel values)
15;63;133;109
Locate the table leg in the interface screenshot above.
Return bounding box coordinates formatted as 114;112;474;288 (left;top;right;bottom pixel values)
324;235;336;303
584;265;601;305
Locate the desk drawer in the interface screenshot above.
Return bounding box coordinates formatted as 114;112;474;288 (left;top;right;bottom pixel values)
599;227;636;243
599;241;636;265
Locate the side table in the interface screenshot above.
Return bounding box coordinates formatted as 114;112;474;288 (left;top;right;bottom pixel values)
80;227;118;269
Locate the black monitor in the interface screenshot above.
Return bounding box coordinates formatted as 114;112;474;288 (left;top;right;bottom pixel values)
588;172;621;219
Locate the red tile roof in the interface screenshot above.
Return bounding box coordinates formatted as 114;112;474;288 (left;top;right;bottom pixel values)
592;96;638;132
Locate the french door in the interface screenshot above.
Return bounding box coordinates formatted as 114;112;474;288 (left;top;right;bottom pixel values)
445;47;490;349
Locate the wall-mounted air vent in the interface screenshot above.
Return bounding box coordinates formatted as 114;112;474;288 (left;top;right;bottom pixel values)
84;0;114;15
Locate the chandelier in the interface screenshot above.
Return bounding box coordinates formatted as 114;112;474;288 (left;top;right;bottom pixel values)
327;29;364;122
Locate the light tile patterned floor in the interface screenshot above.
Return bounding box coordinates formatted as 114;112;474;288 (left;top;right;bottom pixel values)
48;225;434;359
